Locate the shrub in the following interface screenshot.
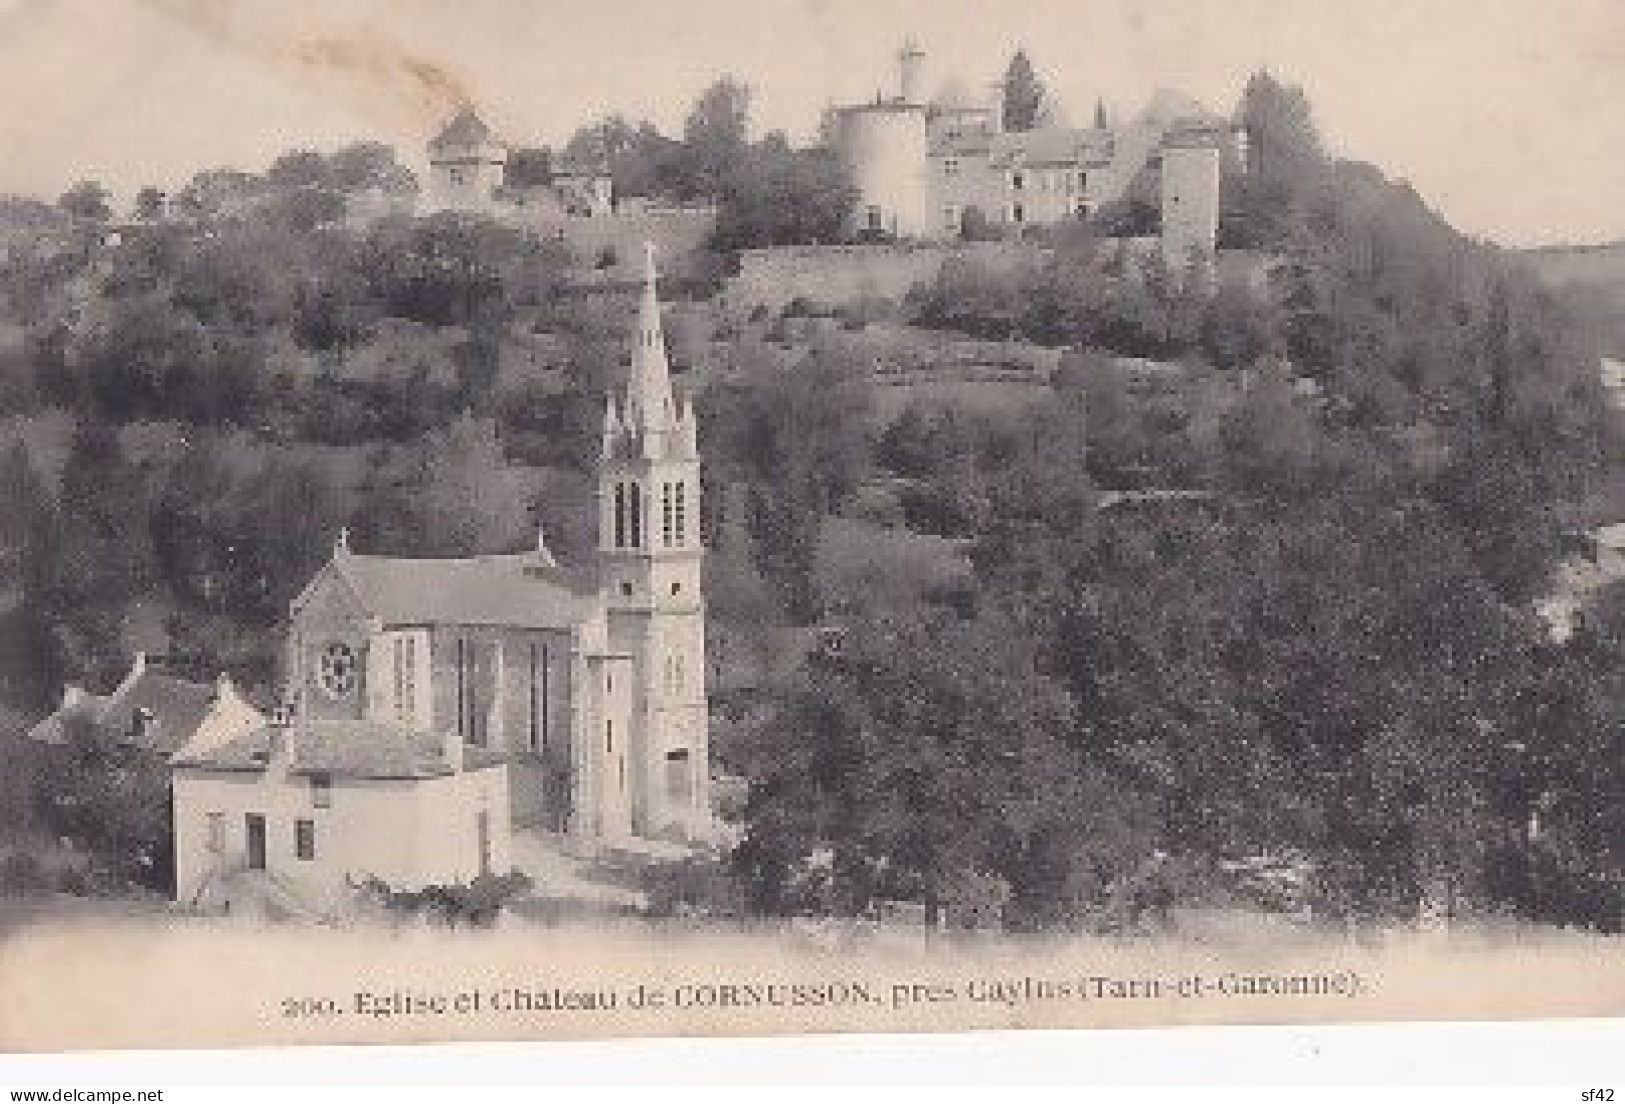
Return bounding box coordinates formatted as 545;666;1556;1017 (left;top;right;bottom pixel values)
642;856;745;919
357;870;534;928
0;852;51;897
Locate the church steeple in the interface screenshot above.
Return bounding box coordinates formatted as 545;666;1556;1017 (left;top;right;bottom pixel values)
591;235;710;843
625;241;675;440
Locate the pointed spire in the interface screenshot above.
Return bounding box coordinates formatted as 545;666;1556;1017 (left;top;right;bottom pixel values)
625;240;675;440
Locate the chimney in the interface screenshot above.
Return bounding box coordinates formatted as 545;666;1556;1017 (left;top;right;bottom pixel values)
114;650;147;697
267;700;294;772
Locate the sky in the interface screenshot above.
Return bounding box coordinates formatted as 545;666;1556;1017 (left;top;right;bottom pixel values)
0;0;1620;247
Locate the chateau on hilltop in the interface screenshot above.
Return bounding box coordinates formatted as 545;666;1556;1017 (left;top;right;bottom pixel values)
162;245;710;908
829;40;1237;267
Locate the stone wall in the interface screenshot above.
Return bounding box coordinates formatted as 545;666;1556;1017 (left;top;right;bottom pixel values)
722;241;1040;314
531;204;719;277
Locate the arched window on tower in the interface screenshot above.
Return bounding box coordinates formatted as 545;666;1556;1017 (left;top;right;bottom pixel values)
613;483;627;548
661;483;675;547
628;482;643;548
674;482;687;546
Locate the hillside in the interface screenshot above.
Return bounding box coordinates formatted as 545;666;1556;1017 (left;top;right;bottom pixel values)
1521;240;1625;355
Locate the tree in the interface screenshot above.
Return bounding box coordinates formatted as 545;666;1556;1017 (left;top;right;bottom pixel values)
133;187;167;222
1001;50;1046;133
31;422;155;690
680;77;753;199
710;137;857;251
266;149;327;189
734;607;1095;925
351;413;530;557
35;710;172;891
58;180;112;222
505;146;554;189
324;141;417;194
1228;71;1326;248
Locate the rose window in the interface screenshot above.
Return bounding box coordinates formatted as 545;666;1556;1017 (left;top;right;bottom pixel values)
317;641;358;698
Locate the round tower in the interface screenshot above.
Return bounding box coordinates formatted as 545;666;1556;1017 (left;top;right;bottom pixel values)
833;102;932;239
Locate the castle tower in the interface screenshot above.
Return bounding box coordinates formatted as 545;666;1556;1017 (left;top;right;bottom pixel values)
1159;131;1222;284
427;108;507;211
597;243;710;841
898;38;926;104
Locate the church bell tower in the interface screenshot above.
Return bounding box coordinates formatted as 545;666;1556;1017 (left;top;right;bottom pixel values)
597;243;709;840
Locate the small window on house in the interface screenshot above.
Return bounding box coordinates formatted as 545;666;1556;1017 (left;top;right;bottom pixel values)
671;581;682;596
942;158;959;176
129;706;156;746
1012;202;1025;224
620;581;634;597
310;772;332;810
206;811;225;854
1011;171;1025;191
295;819;316;861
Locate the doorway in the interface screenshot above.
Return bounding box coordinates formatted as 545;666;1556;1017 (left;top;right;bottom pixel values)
245;813;267;871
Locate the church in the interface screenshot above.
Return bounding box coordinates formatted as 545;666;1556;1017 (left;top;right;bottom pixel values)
169;245;711;908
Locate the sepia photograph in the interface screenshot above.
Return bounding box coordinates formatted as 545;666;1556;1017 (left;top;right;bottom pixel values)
0;0;1622;1066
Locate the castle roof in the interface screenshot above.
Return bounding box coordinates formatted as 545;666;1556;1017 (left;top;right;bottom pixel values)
936;125;1112;166
328;549;593;631
429;107;499;154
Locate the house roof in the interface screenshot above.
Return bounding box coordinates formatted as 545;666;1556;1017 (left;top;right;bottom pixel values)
173;719;508;780
332;550;594;631
101;672;217;755
26;693;112;745
26;667;217;755
429;108;498;153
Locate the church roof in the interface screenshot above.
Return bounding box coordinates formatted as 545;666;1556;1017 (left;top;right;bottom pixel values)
332;550;593;631
429;107;498;153
173;719;508;780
